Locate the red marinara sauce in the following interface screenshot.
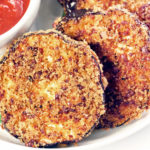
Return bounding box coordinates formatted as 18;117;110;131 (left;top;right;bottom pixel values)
0;0;30;35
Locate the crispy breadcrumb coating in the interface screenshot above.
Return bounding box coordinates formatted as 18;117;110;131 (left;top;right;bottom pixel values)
58;0;150;28
0;30;106;147
55;9;150;128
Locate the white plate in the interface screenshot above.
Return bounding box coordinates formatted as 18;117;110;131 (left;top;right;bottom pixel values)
0;1;150;149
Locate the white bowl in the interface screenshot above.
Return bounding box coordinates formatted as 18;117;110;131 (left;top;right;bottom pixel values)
0;0;41;48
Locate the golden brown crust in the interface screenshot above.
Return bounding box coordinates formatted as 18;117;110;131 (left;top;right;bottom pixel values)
0;30;105;147
59;0;150;28
55;9;150;128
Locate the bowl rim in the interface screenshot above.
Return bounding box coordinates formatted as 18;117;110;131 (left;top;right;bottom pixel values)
0;0;41;41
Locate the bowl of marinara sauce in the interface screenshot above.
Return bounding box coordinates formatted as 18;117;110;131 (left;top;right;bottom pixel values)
0;0;41;48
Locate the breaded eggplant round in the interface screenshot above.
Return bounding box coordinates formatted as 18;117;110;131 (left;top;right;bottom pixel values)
58;0;150;29
55;9;150;128
0;30;105;147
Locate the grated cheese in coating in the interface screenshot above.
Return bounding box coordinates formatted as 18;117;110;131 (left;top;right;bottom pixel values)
0;30;105;147
55;9;150;128
58;0;150;29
